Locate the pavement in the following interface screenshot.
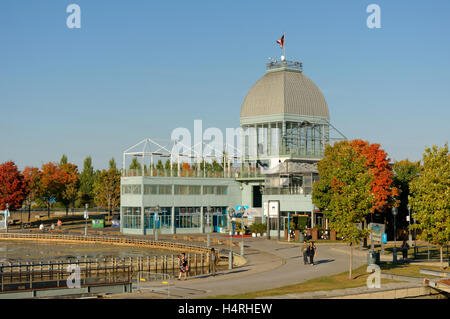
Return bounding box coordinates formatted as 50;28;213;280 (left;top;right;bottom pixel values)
108;235;372;299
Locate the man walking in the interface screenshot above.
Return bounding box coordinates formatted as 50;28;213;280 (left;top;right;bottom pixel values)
308;242;317;266
302;240;309;265
209;248;218;276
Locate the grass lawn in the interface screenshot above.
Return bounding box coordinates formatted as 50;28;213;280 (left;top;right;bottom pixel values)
208;265;401;299
380;262;447;278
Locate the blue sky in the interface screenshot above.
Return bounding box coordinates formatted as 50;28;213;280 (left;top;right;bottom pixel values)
1;0;449;170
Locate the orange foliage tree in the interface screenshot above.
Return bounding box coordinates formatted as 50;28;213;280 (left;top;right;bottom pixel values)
23;166;42;221
0;161;28;210
349;140;398;213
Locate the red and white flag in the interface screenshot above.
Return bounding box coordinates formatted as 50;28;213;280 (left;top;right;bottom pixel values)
276;34;285;48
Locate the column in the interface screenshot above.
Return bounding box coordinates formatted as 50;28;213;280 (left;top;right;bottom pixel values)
200;206;204;233
171;207;175;234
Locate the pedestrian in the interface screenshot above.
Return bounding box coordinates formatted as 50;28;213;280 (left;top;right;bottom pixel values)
209;248;218;276
50;223;55;231
302;240;309;265
57;219;62;230
401;240;409;262
308;241;317;266
177;253;189;280
39;223;44;232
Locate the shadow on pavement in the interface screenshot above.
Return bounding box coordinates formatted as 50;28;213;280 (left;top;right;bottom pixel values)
315;259;335;265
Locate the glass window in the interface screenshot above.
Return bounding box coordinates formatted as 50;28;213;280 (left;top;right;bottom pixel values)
122;207;141;228
122;185;141;195
174;185;189;195
144;185;158;195
159;185;172;194
216;186;228;195
189;185;201;195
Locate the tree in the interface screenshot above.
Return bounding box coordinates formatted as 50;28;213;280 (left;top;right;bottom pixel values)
129;157;142;171
40;162;66;217
109;158;117;170
60;154;68;165
79;156;95;207
156;160;163;170
23;167;41;221
0;161;28;210
313;141;375;279
58;157;79;216
410;144;450;269
393;159;421;231
94;165;121;216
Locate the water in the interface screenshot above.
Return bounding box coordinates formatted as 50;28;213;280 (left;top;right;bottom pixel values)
0;240;181;263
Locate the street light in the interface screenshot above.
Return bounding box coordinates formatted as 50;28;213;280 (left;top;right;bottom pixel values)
407;196;413;248
5;203;9;233
239;206;246;257
392;206;398;263
84;203;89;236
206;206;212;248
227;207;235;270
154;205;161;241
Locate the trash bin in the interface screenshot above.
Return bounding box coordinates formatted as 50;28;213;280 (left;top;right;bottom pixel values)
367;250;380;265
298;232;305;243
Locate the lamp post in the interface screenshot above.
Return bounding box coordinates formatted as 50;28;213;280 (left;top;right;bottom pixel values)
206;206;212;248
407;198;412;248
227;207;235;270
84;203;89;236
5;203;9;233
239;206;246;257
392;206;398;264
154;205;161;241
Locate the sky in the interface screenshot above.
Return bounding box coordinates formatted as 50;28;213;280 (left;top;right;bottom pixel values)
1;0;449;170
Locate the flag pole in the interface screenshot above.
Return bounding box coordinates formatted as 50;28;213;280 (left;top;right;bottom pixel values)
284;31;286;60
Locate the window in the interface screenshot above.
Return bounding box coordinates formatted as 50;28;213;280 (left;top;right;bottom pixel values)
144;185;158;195
174;185;189;195
159;185;172;194
216;186;228;195
189;185;201;195
123;207;141;228
203;186;215;195
122;185;141;195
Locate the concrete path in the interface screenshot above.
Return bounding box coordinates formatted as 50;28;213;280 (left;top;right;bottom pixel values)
110;237;369;299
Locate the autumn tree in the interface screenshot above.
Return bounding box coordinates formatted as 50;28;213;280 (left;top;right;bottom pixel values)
58;155;79;216
410;144;450;269
79;156;95;207
23;166;41;221
94;159;121;216
0;161;28;210
40;162;66;217
313;141;373;279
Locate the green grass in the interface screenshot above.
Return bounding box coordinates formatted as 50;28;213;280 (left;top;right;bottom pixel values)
379;262;447;278
208;265;400;299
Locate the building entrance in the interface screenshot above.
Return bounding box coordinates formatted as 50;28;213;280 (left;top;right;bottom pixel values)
253;186;262;208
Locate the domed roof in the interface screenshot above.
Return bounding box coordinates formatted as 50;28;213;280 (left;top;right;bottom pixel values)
240;69;329;119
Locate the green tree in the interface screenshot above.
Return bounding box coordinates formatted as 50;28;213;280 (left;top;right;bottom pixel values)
410;144;450;269
129;157;142;171
156;160;163;171
78;156;95;207
109;158;117;170
393;159;420;231
94;165;121;216
313;141;373;279
60;154;68;165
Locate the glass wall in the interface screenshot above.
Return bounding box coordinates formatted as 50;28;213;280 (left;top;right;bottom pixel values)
175;207;201;228
144;184;172;195
122;185;142;195
123;207;141;228
144;207;172;229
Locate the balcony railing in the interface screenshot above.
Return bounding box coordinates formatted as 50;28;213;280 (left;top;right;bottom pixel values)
262;186;312;196
122;168;265;179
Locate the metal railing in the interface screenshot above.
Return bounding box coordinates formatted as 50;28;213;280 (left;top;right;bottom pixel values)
262;186;312;195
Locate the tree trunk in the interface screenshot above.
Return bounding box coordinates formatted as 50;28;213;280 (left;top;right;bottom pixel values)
47;202;50;218
66;206;69;216
440;246;443;270
28;205;31;222
349;244;353;280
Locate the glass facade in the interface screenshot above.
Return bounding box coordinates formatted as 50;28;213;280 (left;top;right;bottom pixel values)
144;184;173;195
144;207;172;229
123;207;141;228
122;185;141;195
175;207;201;228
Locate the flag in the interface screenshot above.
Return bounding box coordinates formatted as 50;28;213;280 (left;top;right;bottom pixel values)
276;34;284;48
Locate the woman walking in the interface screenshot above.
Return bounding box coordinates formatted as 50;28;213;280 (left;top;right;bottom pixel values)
178;253;189;280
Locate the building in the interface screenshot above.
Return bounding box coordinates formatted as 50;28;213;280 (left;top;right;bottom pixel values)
120;56;344;236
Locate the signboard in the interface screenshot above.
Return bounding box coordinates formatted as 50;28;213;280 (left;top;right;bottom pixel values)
235;205;249;211
83;210;89;219
268;200;279;217
382;233;387;244
4;210;10;218
91;219;104;228
369;223;385;242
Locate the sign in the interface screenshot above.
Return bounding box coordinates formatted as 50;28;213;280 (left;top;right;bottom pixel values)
268;200;279;217
91;219;104;228
235;205;249;211
369;223;385;242
83;210;89;219
4;210;10;218
382;233;387;244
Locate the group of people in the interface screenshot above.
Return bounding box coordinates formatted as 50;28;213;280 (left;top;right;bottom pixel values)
38;219;63;232
302;240;317;266
177;248;219;281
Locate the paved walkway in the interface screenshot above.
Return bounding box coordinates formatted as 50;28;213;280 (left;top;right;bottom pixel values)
110;236;370;299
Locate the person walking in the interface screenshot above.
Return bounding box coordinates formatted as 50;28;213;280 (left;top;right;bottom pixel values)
177;253;189;280
308;242;317;266
302;240;309;265
57;219;62;230
209;248;218;276
401;240;410;263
